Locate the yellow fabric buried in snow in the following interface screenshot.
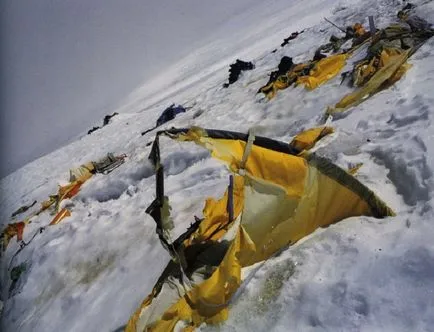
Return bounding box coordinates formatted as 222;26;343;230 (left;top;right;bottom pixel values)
49;208;71;225
69;162;94;182
289;126;334;152
178;127;307;198
184;175;245;246
261;74;294;100
127;128;395;332
260;54;346;99
128;225;254;332
327;48;411;115
297;54;348;90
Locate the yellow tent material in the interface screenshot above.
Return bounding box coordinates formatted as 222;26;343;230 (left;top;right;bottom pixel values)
259;54;347;99
348;163;363;175
69;162;95;182
353;23;367;38
1;221;27;251
259;63;312;99
48;180;86;213
297;54;348;90
126;127;394;331
327;48;411;115
260;74;293;100
32;174;91;219
40;196;58;213
289;126;334;152
4;159;100;256
49;208;71;226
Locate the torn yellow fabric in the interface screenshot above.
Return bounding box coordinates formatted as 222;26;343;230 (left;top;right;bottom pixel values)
1;221;27;251
259;63;311;100
49;208;71;225
327;48;411;115
127;128;395;331
185;176;244;246
289;126;334;152
348;163;363;175
297;54;348;90
69;162;95;182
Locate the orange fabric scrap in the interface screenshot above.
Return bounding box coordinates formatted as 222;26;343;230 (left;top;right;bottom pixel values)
1;221;26;251
49;208;71;226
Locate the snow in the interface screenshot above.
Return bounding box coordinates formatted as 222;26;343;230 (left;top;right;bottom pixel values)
2;0;434;331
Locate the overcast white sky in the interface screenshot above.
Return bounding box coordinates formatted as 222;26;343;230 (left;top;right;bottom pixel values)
0;0;258;178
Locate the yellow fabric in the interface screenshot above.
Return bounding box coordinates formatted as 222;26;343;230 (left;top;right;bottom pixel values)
353;57;378;87
185;176;244;246
297;54;348;90
348;163;363;175
259;63;311;100
327;48;411;115
262;75;291;100
289;126;334;152
40;197;57;212
353;24;367;37
181;127;307;197
49;208;71;225
51;181;83;212
242;165;372;265
1;221;26;251
138;226;254;332
127;128;395;331
4;166;94;249
197;141;306;198
69;162;94;182
126;291;158;332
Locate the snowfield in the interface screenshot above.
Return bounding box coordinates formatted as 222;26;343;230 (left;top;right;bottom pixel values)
2;0;434;331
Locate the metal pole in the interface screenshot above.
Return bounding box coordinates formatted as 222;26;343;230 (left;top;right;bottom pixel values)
324;17;346;33
227;175;234;222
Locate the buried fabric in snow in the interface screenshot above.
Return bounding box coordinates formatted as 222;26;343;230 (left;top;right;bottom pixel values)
289;126;334;152
126;127;394;331
259;53;347;100
296;53;348;90
327;48;412;115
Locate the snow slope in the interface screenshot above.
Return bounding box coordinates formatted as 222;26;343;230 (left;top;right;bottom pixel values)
2;0;434;331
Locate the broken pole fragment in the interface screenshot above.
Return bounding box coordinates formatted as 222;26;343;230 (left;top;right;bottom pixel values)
227;174;234;223
324;17;346;33
369;16;376;35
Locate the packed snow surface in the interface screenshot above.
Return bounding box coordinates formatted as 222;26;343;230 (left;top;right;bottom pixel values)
2;0;434;331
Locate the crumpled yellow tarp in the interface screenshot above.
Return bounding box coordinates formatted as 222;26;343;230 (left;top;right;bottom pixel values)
297;54;348;90
69;162;95;182
260;54;347;99
259;63;311;99
289;126;334;152
49;208;71;226
327;48;412;115
2;177;90;252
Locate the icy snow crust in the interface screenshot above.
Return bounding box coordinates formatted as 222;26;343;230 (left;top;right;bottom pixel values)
2;0;434;331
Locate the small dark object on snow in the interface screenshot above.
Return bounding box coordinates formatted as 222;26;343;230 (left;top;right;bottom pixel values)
280;30;304;47
9;262;27;298
103;112;119;126
398;10;433;32
87;112;119;135
223;59;255;88
88;126;100;135
11;200;37;218
262;56;295;88
156;104;187;127
93;153;126;174
402;2;416;11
